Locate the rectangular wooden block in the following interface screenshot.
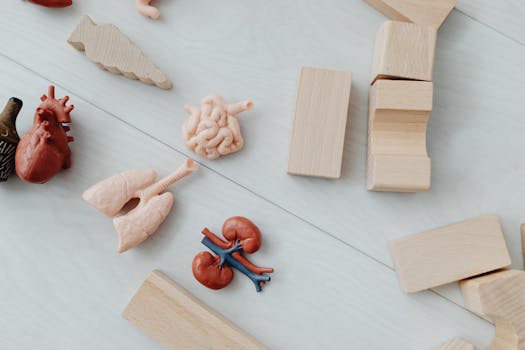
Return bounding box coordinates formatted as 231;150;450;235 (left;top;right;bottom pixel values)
371;20;437;84
122;270;266;350
363;0;457;29
389;215;511;293
367;79;433;192
288;67;352;178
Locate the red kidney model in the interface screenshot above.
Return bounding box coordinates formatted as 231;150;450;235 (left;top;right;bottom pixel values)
192;217;274;292
15;86;74;184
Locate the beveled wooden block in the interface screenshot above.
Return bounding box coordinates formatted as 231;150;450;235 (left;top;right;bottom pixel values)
371;20;437;84
288;67;352;178
367;79;432;192
390;215;511;293
363;0;457;29
123;270;266;350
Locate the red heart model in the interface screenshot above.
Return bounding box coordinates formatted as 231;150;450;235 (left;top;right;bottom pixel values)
28;0;72;8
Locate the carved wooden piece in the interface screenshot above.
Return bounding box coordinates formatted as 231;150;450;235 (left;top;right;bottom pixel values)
434;338;476;350
288;67;352;179
123;270;266;350
460;270;525;350
390;215;511;293
68;15;171;89
371;20;437;84
83;158;198;253
0;98;22;182
367;79;432;192
363;0;457;29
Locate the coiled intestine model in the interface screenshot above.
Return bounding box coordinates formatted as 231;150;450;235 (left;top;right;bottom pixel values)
181;95;253;160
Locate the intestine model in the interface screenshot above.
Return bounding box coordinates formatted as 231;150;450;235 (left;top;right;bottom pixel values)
192;216;273;292
82;158;198;253
0;98;23;182
15;86;74;184
182;95;253;160
136;0;160;20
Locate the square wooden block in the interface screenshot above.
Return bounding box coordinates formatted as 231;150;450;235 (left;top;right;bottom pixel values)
367;79;433;192
390;215;511;293
288;67;352;178
371;20;437;84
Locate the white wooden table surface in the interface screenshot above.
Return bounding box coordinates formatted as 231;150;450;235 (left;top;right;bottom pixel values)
1;1;524;349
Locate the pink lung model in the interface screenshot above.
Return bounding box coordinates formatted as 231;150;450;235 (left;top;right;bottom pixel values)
82;158;198;253
136;0;160;20
182;94;253;160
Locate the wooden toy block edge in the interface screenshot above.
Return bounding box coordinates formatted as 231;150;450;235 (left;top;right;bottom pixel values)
363;0;457;29
433;338;476;350
122;270;266;350
287;67;352;179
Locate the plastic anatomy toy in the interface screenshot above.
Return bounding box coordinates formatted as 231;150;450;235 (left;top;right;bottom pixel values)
0;97;23;182
182;95;253;160
83;158;198;253
15;86;74;184
136;0;160;20
28;0;72;8
192;217;273;292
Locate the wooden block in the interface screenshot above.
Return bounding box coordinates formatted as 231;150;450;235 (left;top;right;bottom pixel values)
521;223;525;269
370;20;437;84
68;15;172;90
390;215;511;293
363;0;457;29
460;270;525;350
434;339;476;350
288;67;352;179
123;270;266;350
366;79;432;192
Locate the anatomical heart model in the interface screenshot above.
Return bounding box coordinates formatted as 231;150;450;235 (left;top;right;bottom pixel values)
182;95;253;160
193;216;274;292
0;97;23;182
83;158;198;253
28;0;72;8
15;86;74;184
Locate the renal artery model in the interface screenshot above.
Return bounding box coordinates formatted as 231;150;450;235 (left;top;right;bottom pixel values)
83;158;198;253
192;217;273;292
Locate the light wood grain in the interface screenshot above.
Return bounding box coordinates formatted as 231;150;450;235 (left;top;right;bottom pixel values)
460;270;525;350
364;0;457;28
371;20;437;83
288;67;352;178
123;270;265;350
390;215;511;293
367;79;432;192
68;15;171;89
434;338;476;350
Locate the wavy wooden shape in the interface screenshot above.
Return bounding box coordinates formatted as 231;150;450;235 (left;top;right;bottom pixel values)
367;79;432;192
460;270;525;350
68;15;172;89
